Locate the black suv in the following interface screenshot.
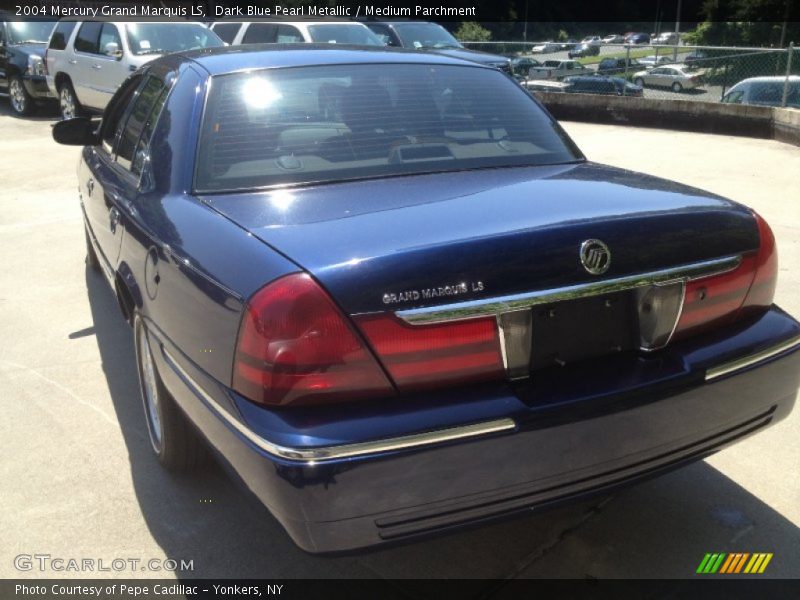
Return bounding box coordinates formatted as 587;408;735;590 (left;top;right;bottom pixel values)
596;57;642;75
563;75;643;97
0;16;56;115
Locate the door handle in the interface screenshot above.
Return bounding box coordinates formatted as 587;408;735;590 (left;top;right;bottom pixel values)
68;59;77;65
109;207;121;234
86;178;94;196
92;64;102;70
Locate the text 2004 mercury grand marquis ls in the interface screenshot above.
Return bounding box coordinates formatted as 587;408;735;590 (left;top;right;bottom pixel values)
53;45;800;553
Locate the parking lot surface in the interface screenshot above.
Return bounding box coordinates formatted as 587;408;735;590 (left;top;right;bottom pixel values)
1;105;798;581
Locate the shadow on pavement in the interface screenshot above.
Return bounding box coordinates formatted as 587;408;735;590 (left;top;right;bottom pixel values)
85;265;799;582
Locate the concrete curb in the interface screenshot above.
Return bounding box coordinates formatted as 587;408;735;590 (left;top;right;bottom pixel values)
535;92;800;146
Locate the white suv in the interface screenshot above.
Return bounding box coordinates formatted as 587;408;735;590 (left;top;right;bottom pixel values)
46;20;222;119
210;20;382;46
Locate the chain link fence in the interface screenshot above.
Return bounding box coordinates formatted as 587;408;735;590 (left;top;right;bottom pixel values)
462;41;799;107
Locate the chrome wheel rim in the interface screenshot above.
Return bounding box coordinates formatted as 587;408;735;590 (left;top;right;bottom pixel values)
10;79;26;114
138;326;162;450
59;87;75;120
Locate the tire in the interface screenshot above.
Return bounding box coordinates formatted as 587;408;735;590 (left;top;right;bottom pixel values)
134;315;207;472
58;80;83;120
634;77;645;87
85;228;100;271
671;81;683;93
9;75;34;116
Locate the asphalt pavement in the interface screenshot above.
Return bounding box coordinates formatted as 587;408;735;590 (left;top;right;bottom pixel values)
0;103;798;582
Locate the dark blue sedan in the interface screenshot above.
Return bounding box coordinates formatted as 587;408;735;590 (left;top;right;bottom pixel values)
53;45;800;553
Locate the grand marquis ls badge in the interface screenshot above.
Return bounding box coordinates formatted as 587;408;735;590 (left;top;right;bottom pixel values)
580;239;611;275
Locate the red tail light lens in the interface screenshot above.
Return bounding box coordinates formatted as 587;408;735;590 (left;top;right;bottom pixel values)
232;274;394;406
354;314;505;392
674;211;777;340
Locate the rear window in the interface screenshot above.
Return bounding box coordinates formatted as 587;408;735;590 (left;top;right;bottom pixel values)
195;63;580;192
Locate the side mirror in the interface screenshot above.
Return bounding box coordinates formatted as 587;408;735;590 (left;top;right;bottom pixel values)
104;42;122;58
52;118;100;146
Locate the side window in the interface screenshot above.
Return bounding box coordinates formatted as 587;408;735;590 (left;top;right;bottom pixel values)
275;25;303;43
74;21;102;54
131;86;168;176
211;23;240;44
722;90;744;104
0;22;7;45
116;76;167;170
100;73;145;153
242;23;277;44
98;23;122;57
49;21;77;50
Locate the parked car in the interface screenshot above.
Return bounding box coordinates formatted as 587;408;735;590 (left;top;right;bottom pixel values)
510;56;540;78
364;21;511;73
596;57;641;75
0;16;56;115
638;55;675;68
568;43;600;58
563;75;643;97
721;75;800;108
580;36;602;46
528;59;589;80
625;33;651;44
52;44;799;553
213;20;382;47
684;50;710;67
531;41;562;54
633;65;702;92
46;20;223;119
602;34;625;44
521;78;571;92
653;32;680;45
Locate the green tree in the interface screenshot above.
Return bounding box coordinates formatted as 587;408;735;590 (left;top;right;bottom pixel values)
454;22;492;42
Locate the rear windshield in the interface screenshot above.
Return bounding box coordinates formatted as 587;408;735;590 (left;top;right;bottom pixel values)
392;23;461;49
195;63;580;192
306;24;382;45
126;23;223;55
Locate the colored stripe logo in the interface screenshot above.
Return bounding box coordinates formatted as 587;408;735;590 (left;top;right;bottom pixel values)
696;553;773;574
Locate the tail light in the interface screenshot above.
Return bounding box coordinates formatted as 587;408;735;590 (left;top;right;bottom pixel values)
673;211;777;340
354;314;505;392
232;273;394;406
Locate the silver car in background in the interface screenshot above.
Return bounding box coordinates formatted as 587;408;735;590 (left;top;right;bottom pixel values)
633;65;703;92
722;75;800;108
45;20;223;119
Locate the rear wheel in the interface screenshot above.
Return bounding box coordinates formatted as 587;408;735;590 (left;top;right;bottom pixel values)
634;77;644;87
134;315;207;472
9;76;33;116
58;80;83;120
671;81;683;93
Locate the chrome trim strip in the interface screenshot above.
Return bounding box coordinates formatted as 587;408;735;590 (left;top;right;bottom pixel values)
705;334;800;381
395;255;742;325
161;347;516;463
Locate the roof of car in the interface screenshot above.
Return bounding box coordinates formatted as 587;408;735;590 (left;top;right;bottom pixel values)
177;44;489;76
733;75;800;84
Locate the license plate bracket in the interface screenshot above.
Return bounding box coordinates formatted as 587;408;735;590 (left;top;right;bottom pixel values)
530;291;638;370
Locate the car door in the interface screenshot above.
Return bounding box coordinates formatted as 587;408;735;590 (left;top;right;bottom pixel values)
82;73;144;272
644;68;664;87
71;21;104;108
91;23;129;108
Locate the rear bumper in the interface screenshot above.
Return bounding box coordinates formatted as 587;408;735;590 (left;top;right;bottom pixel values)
150;307;800;553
